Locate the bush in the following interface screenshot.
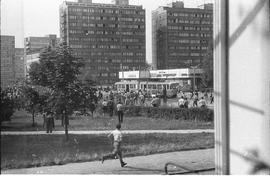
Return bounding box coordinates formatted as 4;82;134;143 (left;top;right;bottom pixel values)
122;106;213;122
1;89;15;123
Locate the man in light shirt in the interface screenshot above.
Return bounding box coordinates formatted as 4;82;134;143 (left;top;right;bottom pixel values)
101;124;127;167
178;96;185;108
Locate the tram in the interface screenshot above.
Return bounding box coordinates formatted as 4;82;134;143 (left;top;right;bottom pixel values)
115;80;179;98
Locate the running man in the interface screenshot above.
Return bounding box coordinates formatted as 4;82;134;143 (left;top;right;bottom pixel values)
101;124;127;167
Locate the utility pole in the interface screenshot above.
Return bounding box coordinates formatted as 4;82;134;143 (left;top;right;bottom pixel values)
190;65;199;91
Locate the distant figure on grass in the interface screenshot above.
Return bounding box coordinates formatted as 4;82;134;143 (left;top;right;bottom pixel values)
42;111;47;128
46;112;55;133
89;101;96;118
101;124;127;167
116;100;124;123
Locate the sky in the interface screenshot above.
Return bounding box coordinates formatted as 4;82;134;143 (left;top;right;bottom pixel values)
1;0;212;63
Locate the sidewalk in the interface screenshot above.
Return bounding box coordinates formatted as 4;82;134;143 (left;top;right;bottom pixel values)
1;149;215;174
1;129;214;135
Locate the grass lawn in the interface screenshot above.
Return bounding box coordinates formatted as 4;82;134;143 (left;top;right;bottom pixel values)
1;110;214;131
1;133;214;170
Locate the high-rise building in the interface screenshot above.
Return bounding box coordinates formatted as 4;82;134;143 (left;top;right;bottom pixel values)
15;48;25;81
152;2;213;69
1;35;15;89
60;0;146;85
24;34;59;54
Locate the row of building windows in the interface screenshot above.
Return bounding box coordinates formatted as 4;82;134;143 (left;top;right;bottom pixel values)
70;23;145;29
70;44;144;50
169;52;206;57
170;39;201;44
169;12;211;18
168;46;209;50
75;51;144;57
168;32;212;38
168;26;212;31
69;8;145;15
168;19;212;25
72;16;145;22
70;37;143;43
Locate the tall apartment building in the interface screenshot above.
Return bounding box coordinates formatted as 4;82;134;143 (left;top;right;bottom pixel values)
24;34;59;54
152;2;213;69
59;0;146;85
15;48;25;81
1;35;15;89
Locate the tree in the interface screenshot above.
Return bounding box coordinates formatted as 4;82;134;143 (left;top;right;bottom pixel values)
21;85;41;127
28;43;84;140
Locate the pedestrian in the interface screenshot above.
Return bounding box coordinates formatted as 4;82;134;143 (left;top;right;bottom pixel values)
116;100;124;123
198;97;207;108
178;96;185;108
89;101;96;118
163;86;167;104
184;97;189;108
193;94;198;107
210;93;214;104
101;124;127;167
102;98;108;117
108;98;114;117
139;92;145;105
42;111;47;129
46;112;54;133
151;97;161;107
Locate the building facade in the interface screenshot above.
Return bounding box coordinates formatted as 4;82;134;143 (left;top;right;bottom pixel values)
14;48;25;81
1;35;15;89
24;34;59;54
59;0;146;85
152;2;213;69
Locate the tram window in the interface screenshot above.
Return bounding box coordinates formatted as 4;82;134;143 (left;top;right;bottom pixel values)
157;84;162;89
153;85;157;89
170;83;178;89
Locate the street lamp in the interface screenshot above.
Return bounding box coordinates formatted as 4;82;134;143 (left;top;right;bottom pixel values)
190;65;199;91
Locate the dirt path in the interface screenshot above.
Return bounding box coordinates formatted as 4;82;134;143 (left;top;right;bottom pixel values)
2;149;215;174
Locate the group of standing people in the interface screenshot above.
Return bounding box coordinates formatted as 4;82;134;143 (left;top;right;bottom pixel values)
177;91;214;108
42;112;55;133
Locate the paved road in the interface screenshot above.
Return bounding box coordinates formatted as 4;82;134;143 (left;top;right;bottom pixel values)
2;149;215;174
1;129;214;135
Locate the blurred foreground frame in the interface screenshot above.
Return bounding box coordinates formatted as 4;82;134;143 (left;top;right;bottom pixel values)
213;0;270;174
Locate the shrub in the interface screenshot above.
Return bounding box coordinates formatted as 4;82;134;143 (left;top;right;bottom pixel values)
122;106;213;122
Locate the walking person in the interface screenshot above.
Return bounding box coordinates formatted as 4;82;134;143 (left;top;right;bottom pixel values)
210;93;214;104
101;124;127;167
116;100;124;123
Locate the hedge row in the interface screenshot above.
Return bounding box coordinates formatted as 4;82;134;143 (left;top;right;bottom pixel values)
122;106;214;122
